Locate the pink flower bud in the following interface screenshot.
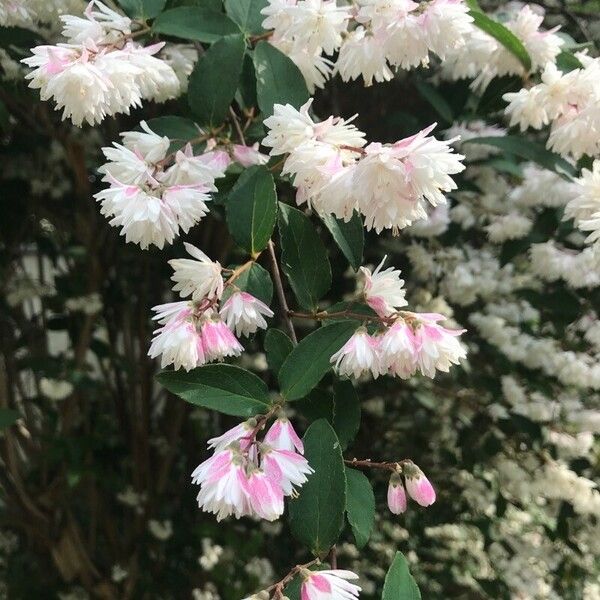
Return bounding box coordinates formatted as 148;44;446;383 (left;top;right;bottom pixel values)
404;466;436;507
387;473;407;514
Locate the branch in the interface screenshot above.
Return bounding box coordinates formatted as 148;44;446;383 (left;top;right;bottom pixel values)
267;240;298;344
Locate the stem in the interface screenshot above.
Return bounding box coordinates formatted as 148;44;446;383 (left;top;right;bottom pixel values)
344;458;411;473
267;240;298;344
229;107;246;146
339;144;366;155
288;309;395;326
266;559;320;598
250;30;274;44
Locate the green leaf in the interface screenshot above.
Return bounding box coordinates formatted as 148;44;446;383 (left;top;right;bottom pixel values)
414;80;454;124
556;51;584;73
225;0;268;34
0;408;20;431
188;33;246;126
332;379;361;450
382;552;422;600
156;364;271;417
116;0;166;19
289;419;346;557
278;203;331;311
153;7;241;42
226;166;277;255
264;329;294;377
345;467;375;548
253;41;310;116
469;10;532;71
144;116;201;151
463;136;576;177
279;321;358;401
224;262;273;305
320;212;364;271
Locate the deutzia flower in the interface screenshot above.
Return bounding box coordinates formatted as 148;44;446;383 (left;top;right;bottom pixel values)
403;463;436;506
565;160;600;246
299;570;361;600
201;317;244;362
330;329;381;379
260;445;314;495
360;256;407;316
379;320;417;379
168;243;224;301
264;418;304;453
220;292;274;337
387;473;408;514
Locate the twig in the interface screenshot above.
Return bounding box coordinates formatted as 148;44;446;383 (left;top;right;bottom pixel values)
229;107;246;146
344;458;412;473
267;240;298;344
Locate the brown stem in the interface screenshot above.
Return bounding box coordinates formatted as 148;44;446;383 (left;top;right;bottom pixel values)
339;144;366;155
344;458;411;473
288;309;394;326
267;240;298;344
250;30;274;43
265;559;320;598
229;106;247;146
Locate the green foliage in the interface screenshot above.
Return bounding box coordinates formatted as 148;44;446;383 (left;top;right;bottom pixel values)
224;263;274;304
226;166;277;255
289;419;346;557
264;328;294;377
153;7;241;42
253;41;310;115
345;467;375;548
156;364;271;416
116;0;167;18
188;33;246;125
278;203;332;310
382;552;422;600
414;79;454;124
278;321;358;400
320;212;364;271
0;408;20;430
225;0;268;34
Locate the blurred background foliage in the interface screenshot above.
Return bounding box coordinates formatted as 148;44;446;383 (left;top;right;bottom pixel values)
1;0;600;599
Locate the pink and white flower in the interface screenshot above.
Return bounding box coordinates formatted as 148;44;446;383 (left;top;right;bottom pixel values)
243;469;285;521
404;464;436;507
200;318;244;362
261;445;314;495
219;292;274;337
300;569;361;600
387;473;408;514
330;329;381;379
264;418;305;454
168;243;224;301
232;143;269;167
380;319;417;378
207;419;257;451
361;256;407;317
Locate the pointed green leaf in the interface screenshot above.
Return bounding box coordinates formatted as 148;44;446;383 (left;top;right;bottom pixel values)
345;467;375;548
225;0;268;34
279;321;358;401
332;379;361;449
226;166;277;255
469;10;531;71
188;33;246;126
278;203;331;311
223;262;273;305
382;552;422;600
116;0;166;19
156;364;271;417
289;419;346;557
153;7;241;42
264;328;294;377
253;41;309;116
320;212;364;271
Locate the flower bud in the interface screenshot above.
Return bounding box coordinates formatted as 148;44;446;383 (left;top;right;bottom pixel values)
404;465;436;507
387;473;407;514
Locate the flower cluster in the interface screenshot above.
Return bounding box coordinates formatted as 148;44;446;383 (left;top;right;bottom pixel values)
263;101;465;232
95;122;229;249
331;258;466;379
443;4;563;90
262;0;474;90
149;244;273;370
504;56;600;159
192;417;313;521
564;160;600;247
387;463;436;514
21;1;180;126
299;569;361;600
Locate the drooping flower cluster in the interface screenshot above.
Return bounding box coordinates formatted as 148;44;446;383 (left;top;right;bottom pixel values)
504;56;600;159
331;258;466;379
387;463;436;514
443;4;563;91
149;244;273;370
95;122;230;249
262;0;474;90
21;1;180;126
263;101;465;232
564;160;600;248
192;417;313;521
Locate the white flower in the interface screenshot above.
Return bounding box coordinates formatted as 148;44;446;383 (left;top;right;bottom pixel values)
330;329;381;379
39;378;73;400
219;292;274;336
168;243;224;301
262;100;317;155
421;0;473;60
565;160;600;245
360;256;407;316
486;214;533;243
